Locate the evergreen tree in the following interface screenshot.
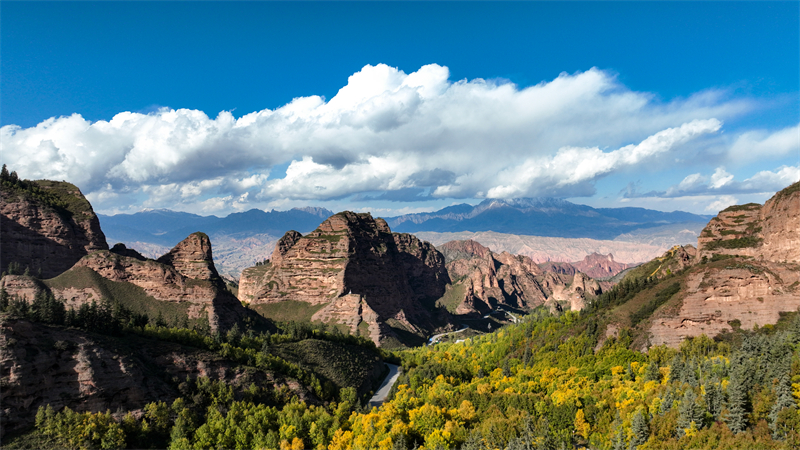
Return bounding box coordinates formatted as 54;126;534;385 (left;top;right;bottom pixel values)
0;286;8;312
704;381;723;421
502;359;511;377
630;410;648;449
611;426;626;450
682;360;699;387
644;361;661;382
726;375;748;434
461;430;484;450
677;389;704;437
770;372;797;439
392;433;409;450
669;356;684;383
660;390;674;415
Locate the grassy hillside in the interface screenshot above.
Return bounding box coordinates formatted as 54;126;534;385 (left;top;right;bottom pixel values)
1;169;95;221
44;266;196;327
250;300;326;323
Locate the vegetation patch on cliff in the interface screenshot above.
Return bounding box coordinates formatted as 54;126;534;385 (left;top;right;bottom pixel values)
250;300;325;323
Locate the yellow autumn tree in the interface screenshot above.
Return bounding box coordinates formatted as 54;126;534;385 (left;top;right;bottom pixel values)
574;409;590;440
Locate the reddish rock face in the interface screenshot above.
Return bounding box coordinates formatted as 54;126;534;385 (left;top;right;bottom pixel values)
696;181;799;263
1;181;108;278
239;212;450;345
571;253;636;279
646;182;800;348
437;239;604;316
52;233;248;332
157;232;220;281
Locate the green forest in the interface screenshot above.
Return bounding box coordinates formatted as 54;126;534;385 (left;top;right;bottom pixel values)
3;280;799;450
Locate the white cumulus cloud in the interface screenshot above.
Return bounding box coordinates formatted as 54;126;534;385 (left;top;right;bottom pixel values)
0;63;767;213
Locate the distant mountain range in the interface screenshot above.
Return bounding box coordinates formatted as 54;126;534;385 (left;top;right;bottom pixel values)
99;206;334;247
386;197;712;239
98;198;712;277
100;198;711;245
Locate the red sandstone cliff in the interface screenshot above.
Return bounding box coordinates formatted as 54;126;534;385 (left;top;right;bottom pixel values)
239;212;450;346
646;181;800;347
1;180;108;278
437;240;604;315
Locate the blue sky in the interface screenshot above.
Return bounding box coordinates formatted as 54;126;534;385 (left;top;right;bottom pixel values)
2;1;798;217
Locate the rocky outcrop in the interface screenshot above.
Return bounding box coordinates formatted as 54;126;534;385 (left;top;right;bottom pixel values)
759;183;800;263
157;232;219;280
648;260;800;347
646;182;800;347
0;318;314;437
0;275;47;302
239;212;450;346
437;240;605;316
697;181;799;263
1;180;108;278
57;233;247;331
571;253;635;279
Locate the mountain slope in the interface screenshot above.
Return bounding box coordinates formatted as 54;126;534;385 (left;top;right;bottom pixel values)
386;197;711;239
239;212;452;347
1;175;108;278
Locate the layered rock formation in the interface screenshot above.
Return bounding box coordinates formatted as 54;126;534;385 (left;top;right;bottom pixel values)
437;240;605;316
646;182;800;347
648;260;800;347
239;212;450;345
571;253;636;279
72;233;245;331
696;181;800;262
0;317;315;437
3;233;248;332
1;180;108;278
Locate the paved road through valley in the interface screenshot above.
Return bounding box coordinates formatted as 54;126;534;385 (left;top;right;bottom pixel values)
368;363;400;408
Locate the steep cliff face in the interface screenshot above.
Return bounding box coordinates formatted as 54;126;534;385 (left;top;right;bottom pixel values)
2;233;248;332
645;182;800;347
239;212;450;346
436;240;604;316
78;233;245;331
0;318;314;437
697;181;800;263
647;259;800;348
157;232;220;281
1;180;108;278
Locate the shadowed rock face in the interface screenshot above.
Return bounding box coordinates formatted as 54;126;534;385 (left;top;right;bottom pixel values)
239;212;450;345
0;318;314;438
1;181;108;278
74;233;245;331
0;233;249;332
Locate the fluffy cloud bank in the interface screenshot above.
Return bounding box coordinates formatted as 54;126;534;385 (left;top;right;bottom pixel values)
0;63;785;213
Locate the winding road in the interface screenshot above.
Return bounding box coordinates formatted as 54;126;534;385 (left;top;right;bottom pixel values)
368;363;400;408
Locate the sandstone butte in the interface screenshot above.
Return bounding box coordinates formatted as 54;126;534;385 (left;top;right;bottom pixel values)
239;212;615;346
645;181;800;347
239;211;451;346
1;179;108;278
437;239;607;317
1;176;251;332
3;234;250;332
